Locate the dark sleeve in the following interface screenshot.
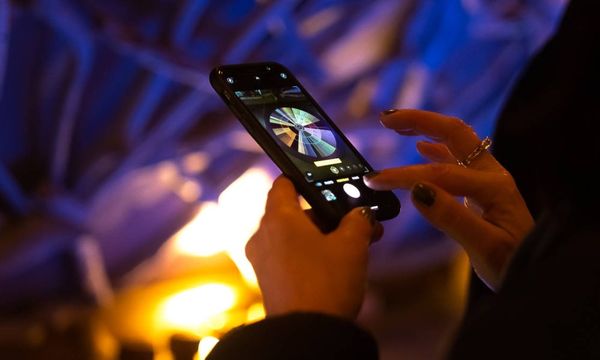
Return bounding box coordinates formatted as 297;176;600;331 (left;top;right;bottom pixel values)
448;213;600;360
207;312;378;360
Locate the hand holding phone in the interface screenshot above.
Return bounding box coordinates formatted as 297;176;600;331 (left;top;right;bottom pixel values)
210;62;400;231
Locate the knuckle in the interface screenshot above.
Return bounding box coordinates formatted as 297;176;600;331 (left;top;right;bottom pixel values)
266;187;278;203
496;173;520;195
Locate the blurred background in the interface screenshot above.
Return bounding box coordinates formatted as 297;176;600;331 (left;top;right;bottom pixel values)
0;0;567;359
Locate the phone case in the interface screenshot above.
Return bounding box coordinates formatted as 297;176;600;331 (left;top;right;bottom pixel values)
210;62;400;232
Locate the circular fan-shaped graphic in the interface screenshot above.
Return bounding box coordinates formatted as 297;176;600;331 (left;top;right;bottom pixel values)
269;107;337;158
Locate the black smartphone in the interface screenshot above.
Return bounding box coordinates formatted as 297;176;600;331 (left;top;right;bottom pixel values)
210;62;400;232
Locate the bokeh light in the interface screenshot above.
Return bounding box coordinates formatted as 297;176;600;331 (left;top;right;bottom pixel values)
157;283;236;335
172;167;273;286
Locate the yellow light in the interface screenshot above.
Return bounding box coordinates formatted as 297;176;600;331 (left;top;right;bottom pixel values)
157;283;236;334
170;168;273;287
173;202;224;257
219;168;272;287
198;336;220;360
245;303;266;323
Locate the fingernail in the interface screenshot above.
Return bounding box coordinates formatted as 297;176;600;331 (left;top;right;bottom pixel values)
381;109;398;116
412;183;435;207
363;171;380;181
360;207;376;226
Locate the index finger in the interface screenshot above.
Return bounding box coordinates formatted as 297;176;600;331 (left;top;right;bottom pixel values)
365;163;499;204
265;175;302;213
380;109;499;169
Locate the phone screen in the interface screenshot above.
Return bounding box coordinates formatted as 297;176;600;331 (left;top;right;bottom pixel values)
235;85;369;190
212;62;400;225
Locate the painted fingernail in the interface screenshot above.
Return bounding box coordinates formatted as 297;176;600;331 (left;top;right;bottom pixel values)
360;207;377;226
412;183;436;207
363;171;380;181
381;109;398;116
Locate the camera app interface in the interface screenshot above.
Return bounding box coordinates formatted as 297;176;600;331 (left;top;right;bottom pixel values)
235;85;371;204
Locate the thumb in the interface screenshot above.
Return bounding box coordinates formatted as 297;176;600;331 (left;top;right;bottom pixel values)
332;207;383;245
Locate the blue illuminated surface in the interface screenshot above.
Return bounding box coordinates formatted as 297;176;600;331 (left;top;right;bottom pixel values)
0;0;567;306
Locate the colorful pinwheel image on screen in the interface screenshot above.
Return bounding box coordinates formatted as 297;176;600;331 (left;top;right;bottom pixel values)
269;107;337;158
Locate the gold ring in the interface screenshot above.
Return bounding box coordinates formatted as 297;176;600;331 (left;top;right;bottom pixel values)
457;137;492;167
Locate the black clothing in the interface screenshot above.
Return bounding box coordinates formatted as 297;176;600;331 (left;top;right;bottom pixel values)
208;313;378;359
493;0;600;216
208;1;600;359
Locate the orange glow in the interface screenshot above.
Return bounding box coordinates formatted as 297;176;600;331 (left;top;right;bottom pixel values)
245;302;266;323
157;283;236;335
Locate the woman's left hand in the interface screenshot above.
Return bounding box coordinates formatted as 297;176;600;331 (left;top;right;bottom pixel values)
246;176;382;319
365;109;534;290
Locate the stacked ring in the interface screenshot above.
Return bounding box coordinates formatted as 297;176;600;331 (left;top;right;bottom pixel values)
457;137;492;167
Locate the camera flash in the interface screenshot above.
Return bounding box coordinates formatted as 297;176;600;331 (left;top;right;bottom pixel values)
226;77;234;84
280;73;288;79
255;76;260;80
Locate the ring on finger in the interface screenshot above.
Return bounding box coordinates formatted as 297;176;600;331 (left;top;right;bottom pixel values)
457;137;492;167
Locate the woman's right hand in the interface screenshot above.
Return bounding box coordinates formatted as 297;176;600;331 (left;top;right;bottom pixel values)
365;109;534;290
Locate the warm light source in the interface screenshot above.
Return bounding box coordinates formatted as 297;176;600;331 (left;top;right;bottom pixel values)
245;302;266;323
173;202;223;257
198;336;220;360
157;283;236;334
171;167;273;286
219;168;272;286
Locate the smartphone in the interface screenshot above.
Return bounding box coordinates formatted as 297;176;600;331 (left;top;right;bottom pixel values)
210;62;400;231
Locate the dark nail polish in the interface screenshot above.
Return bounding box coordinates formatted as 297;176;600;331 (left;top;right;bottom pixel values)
363;171;380;180
381;109;398;116
412;183;435;207
360;207;376;226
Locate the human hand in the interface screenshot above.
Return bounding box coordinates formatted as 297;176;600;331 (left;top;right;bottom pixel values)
246;176;383;319
365;109;534;290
